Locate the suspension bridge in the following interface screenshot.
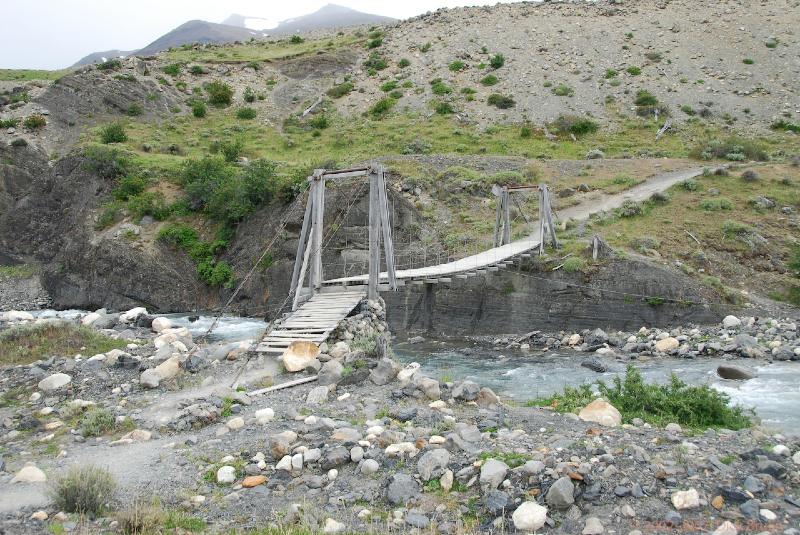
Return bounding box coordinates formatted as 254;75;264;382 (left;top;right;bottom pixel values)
255;163;710;354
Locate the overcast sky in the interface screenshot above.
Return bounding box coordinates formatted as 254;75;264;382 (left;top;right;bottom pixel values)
1;0;519;70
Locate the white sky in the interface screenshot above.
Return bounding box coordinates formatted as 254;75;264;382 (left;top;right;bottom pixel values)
0;0;519;70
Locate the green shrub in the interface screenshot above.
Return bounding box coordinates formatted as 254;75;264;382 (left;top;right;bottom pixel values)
487;93;515;109
161;64;181;76
327;81;354;98
551;115;598;137
552;84;573;97
765;38;779;48
0;322;126;366
489;54;505;69
220;139;243;162
83;145;129;179
10;138;27;147
23;115;46;129
680;105;695;116
480;74;499;86
367;37;383;49
363;52;388;72
420;42;432;53
290;35;304;44
80;407;115;437
158;223;235;287
645;52;663;62
562;257;585;273
236;107;257;120
307;114;328;129
771;120;800;134
434;101;454;115
127;192;169;220
430;78;452;95
97;59;121;70
398;58;411;68
680;178;698;191
626;66;642;75
126;103;144;117
243;87;256;103
205;81;233;107
380;80;398;92
527;365;751;429
191;100;207;118
369;97;395;119
692;137;769;162
742;58;754;65
49;465;116;515
618;199;642;217
189;65;206;75
448;60;466;72
113;176;148;201
634;90;658;106
0;118;19;128
722;219;753;238
604;69;618;79
100;122;127;144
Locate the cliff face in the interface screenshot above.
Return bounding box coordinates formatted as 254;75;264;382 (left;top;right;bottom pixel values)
385;256;727;335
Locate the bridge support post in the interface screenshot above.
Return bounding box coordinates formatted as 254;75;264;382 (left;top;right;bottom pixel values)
538;184;559;255
492;185;511;247
368;164;397;300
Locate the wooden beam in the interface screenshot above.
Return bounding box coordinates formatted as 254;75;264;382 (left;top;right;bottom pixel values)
289;189;313;303
368;170;381;301
376;165;397;290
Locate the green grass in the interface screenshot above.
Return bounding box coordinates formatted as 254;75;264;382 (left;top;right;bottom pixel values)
478;451;530;468
0;264;37;279
0;322;127;366
0;69;68;81
163;34;363;64
526;365;752;430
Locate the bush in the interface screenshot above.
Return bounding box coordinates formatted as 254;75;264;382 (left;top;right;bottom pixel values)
692;137;769;162
100;122;127;144
220;139;243;162
367;37;383;49
290;35;304;44
562;257;585;273
448;60;466;72
434;101;454;115
681;178;698;191
113;176;148;201
189;65;206;75
741;169;759;182
243;87;256;103
604;69;618;79
0;118;19;128
49;465;116;515
327;81;353;98
307;114;328;129
699;198;732;211
634;90;658;106
83;145;129;179
205;81;233;107
126;103;143;117
619;199;642;217
487;93;515;109
552;84;573;97
680;105;695;116
363;52;387;72
97;59;121;70
380;80;398;92
191;101;206;118
23;115;46;129
10;138;27;147
369;97;395;119
650;191;670;203
0;322;126;366
742;58;754;65
430;78;452;95
420;42;432;53
158;223;235;287
161;64;181;76
552;115;598;137
527;365;751;429
236;107;257;120
771;120;800;134
626;66;642;75
489;53;505;69
398;58;411;68
80;407;116;437
480;74;499;86
722;219;752;238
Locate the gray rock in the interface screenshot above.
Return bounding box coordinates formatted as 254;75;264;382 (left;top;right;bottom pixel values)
37;373;72;391
756;459;785;478
479;459;509;489
387;473;420;505
743;475;765;494
452;380;480;401
391;407;418;422
664;510;682;527
369;358;400;385
739;498;760;519
414;375;441;400
318;360;344;386
405;511;429;529
322;447;351;470
139;369;161;389
581;357;608;373
586;149;605;159
546;476;575;509
484;490;511;515
585;328;608;345
717;364;756;380
305;386;329;405
417;449;450;481
361;459;380;475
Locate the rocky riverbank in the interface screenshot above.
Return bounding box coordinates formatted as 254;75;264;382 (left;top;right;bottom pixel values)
1;307;799;534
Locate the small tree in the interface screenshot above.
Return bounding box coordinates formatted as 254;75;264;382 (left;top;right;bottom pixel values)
100;122;127;144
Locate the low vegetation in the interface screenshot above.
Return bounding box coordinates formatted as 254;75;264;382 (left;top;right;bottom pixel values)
527;366;752;430
0;322;127;365
49;465;116;515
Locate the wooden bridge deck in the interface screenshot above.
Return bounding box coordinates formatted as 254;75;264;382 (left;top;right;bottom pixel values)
255;289;366;354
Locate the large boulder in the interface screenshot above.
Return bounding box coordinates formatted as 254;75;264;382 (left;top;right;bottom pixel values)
282;341;320;372
11;463;46;483
717;364;756;380
369;358;400;385
318;360;344;386
512;502;548;531
578;398;621;427
387;473;420;505
151;317;173;333
37;373;71;391
722;315;742;329
417;449;450;481
328;341;350;359
654;337;679;353
154;357;181;380
452;380;480;401
7;311;34;322
119;307;148;324
139;369;161;389
479;459;509;489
